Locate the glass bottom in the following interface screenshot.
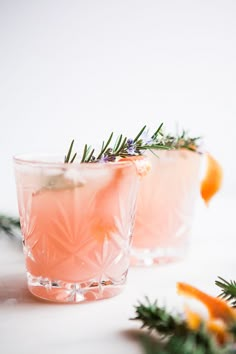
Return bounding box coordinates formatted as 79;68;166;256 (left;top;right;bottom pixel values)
130;245;188;267
27;272;126;303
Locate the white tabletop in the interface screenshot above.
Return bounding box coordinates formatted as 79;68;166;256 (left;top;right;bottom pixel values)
0;196;235;354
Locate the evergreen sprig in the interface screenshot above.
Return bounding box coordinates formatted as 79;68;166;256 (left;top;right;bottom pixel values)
132;297;186;336
0;214;21;237
64;139;77;163
215;277;236;307
132;297;234;354
141;332;225;354
65;124;202;164
163;130;202;152
65;124;169;163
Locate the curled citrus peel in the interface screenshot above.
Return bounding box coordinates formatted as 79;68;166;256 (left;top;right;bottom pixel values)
201;153;223;204
184;306;228;345
177;282;236;345
184;306;202;330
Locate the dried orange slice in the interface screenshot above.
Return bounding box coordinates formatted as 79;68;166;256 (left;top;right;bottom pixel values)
201;153;223;204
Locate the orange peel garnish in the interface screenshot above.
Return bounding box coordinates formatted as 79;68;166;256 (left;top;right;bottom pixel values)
207;319;228;345
201;153;223;204
177;282;236;345
184;305;228;344
184;306;202;330
177;282;236;324
185;307;229;344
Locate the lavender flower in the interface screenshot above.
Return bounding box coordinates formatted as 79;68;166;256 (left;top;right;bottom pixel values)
99;148;116;162
127;139;136;155
99;155;110;163
140;130;153;146
65;123;201;164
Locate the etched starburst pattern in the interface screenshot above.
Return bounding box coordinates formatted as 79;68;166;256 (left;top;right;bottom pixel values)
132;150;202;263
16;162;139;302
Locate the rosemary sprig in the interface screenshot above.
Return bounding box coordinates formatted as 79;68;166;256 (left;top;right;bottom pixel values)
64;124;168;163
97;132;114;160
132;297;234;354
81;144;95;163
113;134;123;152
151;122;164;140
64;124;202;164
64;139;77;163
0;214;21;237
133;125;147;143
215;277;236;307
163;130;202;152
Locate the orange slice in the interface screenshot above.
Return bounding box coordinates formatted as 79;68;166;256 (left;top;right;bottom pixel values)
91;158;149;243
177;282;236;324
201;153;223;204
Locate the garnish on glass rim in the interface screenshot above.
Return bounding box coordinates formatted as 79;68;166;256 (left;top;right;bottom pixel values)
201;154;223;205
64;124;202;164
163;130;203;153
65;124;168;163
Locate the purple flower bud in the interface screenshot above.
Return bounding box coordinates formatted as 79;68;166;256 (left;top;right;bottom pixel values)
99;155;109;163
127;138;134;146
127;146;136;155
140;131;153;146
99;153;116;163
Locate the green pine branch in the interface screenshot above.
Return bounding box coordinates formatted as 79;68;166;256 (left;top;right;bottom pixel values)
132;297;186;336
64;125;202;164
132;297;234;354
140;333;225;354
215;277;236;307
0;214;21;237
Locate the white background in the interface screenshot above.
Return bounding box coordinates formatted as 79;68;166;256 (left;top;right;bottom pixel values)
0;3;236;353
1;0;236;213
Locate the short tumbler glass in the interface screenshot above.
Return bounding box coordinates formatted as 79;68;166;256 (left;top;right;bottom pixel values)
14;155;139;303
131;149;202;266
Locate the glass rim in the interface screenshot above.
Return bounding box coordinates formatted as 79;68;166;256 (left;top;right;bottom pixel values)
13;153;136;169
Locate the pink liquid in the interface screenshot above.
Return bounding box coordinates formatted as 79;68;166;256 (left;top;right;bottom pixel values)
14;160;139;302
131;150;202;265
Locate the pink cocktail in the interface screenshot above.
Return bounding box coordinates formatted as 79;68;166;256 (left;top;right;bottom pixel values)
131;149;202;266
14;155;139;302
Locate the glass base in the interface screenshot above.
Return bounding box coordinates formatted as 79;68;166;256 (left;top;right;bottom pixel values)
130;246;187;267
27;272;126;303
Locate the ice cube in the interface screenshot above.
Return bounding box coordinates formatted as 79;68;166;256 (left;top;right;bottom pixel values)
64;169;86;186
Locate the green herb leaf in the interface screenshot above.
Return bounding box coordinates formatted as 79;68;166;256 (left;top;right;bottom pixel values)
97;132;114;160
151;122;164;140
64;124;201;164
0;214;21;237
64;139;76;163
133;125;147;143
215;277;236;307
132;297;230;354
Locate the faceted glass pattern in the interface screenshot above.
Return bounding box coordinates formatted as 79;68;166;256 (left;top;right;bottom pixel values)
131;149;202;266
14;156;139;302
